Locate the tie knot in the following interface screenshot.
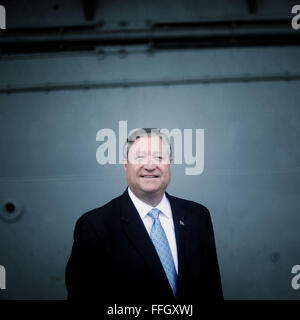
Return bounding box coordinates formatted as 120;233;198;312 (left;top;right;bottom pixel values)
148;208;161;220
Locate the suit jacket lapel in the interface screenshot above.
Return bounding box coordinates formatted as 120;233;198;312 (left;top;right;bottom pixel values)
120;189;174;297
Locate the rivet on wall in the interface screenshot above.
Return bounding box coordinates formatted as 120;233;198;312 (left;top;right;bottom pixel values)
270;251;280;264
0;199;24;223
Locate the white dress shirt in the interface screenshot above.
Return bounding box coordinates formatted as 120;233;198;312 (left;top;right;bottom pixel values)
128;187;178;274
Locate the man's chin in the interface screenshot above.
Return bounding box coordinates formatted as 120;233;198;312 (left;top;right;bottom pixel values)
139;183;162;194
141;187;159;194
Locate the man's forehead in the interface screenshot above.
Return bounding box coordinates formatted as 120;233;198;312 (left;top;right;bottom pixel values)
130;136;167;150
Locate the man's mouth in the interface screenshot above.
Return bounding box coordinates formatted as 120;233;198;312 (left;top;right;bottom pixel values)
140;175;159;178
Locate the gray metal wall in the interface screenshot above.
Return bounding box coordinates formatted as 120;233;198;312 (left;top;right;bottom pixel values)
0;0;300;300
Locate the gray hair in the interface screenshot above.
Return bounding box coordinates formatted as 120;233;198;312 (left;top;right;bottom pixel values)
123;128;172;160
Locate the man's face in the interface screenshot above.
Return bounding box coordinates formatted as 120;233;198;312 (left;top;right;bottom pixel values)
124;135;171;199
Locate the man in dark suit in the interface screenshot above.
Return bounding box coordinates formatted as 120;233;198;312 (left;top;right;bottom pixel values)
65;128;223;302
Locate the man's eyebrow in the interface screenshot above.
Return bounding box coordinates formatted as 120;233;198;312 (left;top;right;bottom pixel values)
133;151;147;156
152;152;164;156
152;151;168;155
133;150;167;155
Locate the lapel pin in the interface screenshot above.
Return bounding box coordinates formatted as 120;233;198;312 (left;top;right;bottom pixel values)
179;220;185;226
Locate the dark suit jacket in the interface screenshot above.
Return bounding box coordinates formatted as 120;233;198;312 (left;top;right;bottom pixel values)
65;188;223;302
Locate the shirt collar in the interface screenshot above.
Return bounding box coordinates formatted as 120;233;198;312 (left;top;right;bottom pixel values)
128;187;171;219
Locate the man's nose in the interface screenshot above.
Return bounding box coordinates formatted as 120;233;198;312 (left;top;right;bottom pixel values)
144;156;156;169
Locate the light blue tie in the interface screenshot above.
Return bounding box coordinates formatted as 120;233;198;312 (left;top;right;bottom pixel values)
148;208;177;297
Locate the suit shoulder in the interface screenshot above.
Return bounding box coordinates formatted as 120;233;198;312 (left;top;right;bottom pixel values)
76;194;122;226
167;194;210;216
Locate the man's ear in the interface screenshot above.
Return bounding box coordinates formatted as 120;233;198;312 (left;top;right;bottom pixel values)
123;158;128;171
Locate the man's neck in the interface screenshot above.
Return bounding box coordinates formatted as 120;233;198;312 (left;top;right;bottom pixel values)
129;187;164;207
